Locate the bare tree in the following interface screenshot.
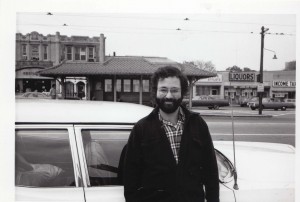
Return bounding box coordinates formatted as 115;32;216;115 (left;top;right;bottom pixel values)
183;60;217;73
226;65;242;72
243;67;255;72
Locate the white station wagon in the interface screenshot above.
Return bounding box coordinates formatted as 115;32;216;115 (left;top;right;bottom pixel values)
15;99;295;202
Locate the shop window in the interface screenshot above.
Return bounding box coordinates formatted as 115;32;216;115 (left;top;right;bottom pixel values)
66;46;72;60
105;79;112;92
225;90;228;96
242;90;245;97
116;79;122;92
133;80;140;92
253;90;257;97
142;80;149;92
195;86;201;96
124;80;131;92
31;45;39;60
211;89;218;95
43;45;48;60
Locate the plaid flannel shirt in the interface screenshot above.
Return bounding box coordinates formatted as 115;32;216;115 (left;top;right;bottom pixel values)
159;108;185;163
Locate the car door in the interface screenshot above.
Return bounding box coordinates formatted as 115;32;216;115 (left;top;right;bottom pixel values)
74;124;133;202
15;124;85;202
262;98;271;109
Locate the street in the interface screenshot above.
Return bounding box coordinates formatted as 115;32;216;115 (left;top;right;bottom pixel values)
191;106;296;146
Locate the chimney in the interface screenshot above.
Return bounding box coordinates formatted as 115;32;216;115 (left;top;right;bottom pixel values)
99;33;106;63
113;52;116;56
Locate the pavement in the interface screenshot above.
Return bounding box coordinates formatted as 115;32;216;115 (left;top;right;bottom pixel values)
190;105;273;117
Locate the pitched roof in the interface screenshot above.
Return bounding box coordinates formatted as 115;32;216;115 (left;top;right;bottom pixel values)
38;56;216;79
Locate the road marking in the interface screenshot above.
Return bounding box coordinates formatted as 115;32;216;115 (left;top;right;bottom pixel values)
271;113;296;117
207;122;295;126
212;133;295;136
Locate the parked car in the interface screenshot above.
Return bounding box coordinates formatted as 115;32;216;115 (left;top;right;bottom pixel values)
284;98;296;107
182;95;230;109
248;97;295;111
240;97;254;107
16;92;63;99
15;99;294;202
16;92;50;99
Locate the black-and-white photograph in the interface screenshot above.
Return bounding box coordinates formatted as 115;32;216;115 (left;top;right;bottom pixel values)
0;1;299;202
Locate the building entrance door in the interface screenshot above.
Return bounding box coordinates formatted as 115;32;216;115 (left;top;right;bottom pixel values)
93;81;103;100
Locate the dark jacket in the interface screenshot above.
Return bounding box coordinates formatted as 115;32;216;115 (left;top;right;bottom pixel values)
123;106;219;202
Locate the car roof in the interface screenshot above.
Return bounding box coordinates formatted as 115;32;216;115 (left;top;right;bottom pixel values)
15;99;153;124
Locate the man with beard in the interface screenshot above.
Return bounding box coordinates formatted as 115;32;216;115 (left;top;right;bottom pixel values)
123;66;219;202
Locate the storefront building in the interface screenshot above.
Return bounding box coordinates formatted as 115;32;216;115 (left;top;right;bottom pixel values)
28;32;216;105
195;70;296;104
16;31;102;99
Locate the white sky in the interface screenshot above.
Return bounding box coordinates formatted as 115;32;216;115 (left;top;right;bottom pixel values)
16;13;296;71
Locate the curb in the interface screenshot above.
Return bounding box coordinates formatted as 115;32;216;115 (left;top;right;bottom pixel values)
199;114;273;118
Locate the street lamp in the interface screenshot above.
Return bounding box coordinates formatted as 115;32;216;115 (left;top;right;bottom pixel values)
258;26;277;115
264;48;278;59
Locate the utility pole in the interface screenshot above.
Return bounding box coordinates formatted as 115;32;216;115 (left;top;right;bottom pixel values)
259;26;269;115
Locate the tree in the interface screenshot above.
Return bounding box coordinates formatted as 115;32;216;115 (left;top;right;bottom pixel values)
284;61;296;71
183;60;216;73
243;67;255;72
226;65;242;72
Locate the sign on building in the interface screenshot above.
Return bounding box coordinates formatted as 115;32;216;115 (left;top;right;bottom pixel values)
229;72;255;82
198;74;222;82
273;81;296;87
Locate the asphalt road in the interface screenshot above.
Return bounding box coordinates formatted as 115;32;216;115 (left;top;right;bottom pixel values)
191;106;296;146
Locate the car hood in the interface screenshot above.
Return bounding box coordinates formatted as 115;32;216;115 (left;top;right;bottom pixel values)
214;141;295;188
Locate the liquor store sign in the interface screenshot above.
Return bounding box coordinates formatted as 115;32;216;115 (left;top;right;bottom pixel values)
229;72;255;82
273;80;296;87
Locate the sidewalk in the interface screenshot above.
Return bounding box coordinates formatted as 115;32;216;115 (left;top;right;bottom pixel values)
190;107;273;118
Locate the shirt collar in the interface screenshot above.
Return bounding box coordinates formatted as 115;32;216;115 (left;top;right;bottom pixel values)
158;107;185;125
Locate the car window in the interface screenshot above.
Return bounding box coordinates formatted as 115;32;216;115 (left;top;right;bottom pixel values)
81;130;129;187
15;129;75;187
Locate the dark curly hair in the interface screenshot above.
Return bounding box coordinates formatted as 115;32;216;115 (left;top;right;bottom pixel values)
151;66;189;100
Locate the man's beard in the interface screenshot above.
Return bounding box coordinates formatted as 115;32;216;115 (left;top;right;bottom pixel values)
156;97;182;113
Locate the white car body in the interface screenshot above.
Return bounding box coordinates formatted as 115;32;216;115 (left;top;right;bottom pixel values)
15;99;295;202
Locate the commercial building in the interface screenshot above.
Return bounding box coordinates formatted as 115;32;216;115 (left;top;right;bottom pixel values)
194;70;296;104
16;31;215;105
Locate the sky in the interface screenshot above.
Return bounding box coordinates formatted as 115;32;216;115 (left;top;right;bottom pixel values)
16;13;296;71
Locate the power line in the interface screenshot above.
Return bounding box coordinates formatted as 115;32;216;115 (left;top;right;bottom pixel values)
18;12;296;28
17;22;296;36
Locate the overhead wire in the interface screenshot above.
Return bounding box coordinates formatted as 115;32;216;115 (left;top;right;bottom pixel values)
18;12;296;28
17;22;296;36
16;13;296;37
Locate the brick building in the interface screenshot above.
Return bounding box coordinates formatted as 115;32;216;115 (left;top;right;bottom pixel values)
16;31;215;105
